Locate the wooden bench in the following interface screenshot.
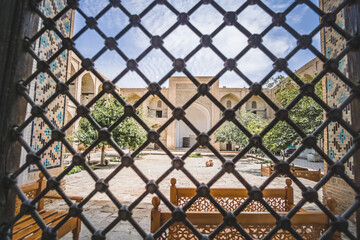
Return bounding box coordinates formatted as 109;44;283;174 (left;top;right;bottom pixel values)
170;178;294;212
13;174;82;240
151;197;341;239
261;164;322;181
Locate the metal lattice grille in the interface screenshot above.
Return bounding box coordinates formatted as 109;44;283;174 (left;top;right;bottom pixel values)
3;0;360;239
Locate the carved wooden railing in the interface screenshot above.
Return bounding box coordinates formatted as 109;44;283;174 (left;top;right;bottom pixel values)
151;197;341;240
170;178;294;212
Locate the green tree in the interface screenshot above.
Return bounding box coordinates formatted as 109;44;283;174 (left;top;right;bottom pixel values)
215;110;263;148
264;74;323;153
74;98;146;165
215;74;323;154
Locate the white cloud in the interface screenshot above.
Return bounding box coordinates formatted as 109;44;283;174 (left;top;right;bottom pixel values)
74;0;319;88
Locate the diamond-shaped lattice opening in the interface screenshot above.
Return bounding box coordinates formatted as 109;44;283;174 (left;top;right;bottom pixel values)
121;1;150;15
182;151;227;186
264;1;292;12
73;28;106;58
117;27;151;59
237;48;273;83
258;121;301;157
290;97;323;134
94;50;127;80
32;76;59;104
72;116;99;147
141;4;178;36
221;72;248;89
237;4;272;34
81;197;140;238
116;70;148;88
286;3;320;35
167;0;196;12
138;50;174;81
186;48;224;76
212;26;248;58
97;7;128;37
76;1;109;17
164;25;200;58
156;220;198;239
287;49;320;74
218;0;247;12
190;4;224;34
263;28;297;58
35;32;68;63
107;166;148;204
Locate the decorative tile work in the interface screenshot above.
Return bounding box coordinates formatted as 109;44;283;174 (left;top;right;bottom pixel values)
29;0;72;172
322;0;354;179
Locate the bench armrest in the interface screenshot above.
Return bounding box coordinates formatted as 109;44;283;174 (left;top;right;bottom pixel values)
44;194;83;203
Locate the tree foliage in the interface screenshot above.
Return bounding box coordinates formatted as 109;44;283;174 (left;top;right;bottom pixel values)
74;98;146;163
215;110;262;147
265;74;323;152
215;74;323;153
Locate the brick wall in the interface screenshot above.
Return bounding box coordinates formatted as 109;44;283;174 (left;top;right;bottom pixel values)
320;0;356;220
19;0;73;185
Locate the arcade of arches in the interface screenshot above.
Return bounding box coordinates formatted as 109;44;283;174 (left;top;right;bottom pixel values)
66;55;277;151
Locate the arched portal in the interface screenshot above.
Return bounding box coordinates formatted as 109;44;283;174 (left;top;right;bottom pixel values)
81;73;95;104
220;93;240;109
69;64;76;97
226;100;232;108
176;103;210;148
126;93;141;105
252;100;257;109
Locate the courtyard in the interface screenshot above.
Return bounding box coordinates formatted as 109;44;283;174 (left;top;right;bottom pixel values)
56;153;324;239
1;0;359;239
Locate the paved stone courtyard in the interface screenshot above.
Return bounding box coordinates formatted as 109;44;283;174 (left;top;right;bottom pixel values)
52;153;348;239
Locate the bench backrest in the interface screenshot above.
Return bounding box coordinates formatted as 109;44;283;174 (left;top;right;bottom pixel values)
170;178;294;212
292;169;322;181
15;173;46;215
261;164;322;181
151;197;341;240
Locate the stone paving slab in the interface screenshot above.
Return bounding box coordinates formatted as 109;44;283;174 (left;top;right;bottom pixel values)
51;154;353;239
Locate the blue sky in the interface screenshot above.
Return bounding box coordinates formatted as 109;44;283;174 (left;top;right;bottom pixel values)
73;0;321;88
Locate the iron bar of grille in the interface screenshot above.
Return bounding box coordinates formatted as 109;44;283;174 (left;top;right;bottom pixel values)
0;0;359;239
